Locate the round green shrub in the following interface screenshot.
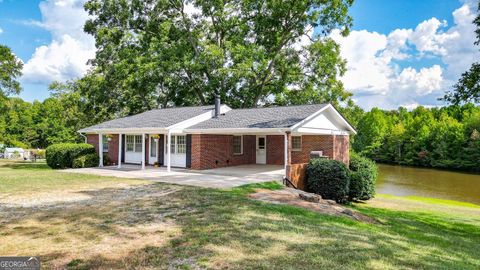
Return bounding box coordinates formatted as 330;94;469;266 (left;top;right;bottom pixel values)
306;158;350;203
73;153;100;168
46;143;96;169
349;152;377;201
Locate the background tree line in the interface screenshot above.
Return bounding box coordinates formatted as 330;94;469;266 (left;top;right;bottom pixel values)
352;104;480;172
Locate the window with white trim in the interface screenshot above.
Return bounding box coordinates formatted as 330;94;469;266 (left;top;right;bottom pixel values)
177;135;186;154
169;136;176;154
134;135;143;152
150;137;157;157
233;135;243;155
292;136;302;151
165;135;186;154
102;135;109;152
126;135;143;153
126;135;134;152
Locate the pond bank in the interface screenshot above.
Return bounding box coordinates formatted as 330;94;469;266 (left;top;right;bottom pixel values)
376;164;480;205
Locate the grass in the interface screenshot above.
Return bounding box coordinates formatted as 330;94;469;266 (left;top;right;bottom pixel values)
0;160;479;269
0;160;147;194
376;194;480;209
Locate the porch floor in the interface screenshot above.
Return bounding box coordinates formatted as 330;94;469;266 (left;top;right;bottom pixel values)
63;164;284;189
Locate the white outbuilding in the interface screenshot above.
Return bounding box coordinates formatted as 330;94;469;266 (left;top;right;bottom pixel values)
4;148;26;159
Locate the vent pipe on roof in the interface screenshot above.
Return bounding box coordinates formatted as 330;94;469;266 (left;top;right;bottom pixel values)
214;95;221;118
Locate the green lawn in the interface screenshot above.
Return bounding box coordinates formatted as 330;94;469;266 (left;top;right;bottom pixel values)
0;160;479;269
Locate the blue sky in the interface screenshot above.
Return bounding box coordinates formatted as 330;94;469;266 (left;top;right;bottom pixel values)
0;0;478;109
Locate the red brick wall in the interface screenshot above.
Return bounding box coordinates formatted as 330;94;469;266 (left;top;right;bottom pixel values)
291;135;334;164
333;135;349;165
190;134;256;170
86;134;119;166
86;134;99;153
266;135;284;165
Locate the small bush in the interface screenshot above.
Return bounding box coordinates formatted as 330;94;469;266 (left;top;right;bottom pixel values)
306;158;350;203
103;153;110;166
46;143;96;169
349;153;377;201
73;153;99;168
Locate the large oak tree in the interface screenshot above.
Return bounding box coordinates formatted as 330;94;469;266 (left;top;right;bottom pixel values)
82;0;353;115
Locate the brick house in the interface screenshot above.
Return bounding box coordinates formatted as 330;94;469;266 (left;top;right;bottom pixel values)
79;100;356;176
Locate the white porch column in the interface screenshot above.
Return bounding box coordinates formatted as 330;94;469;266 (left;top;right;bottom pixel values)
284;131;292;179
98;133;103;167
142;133;146;170
167;131;171;172
284;133;288;172
118;133;122;169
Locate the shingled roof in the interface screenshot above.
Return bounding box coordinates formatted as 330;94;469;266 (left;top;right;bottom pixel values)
79;106;214;132
187;104;328;130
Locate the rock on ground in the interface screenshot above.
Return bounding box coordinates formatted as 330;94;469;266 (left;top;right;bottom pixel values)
249;188;377;223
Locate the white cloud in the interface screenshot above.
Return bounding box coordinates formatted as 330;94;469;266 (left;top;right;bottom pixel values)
331;30;391;95
332;2;480;109
21;0;95;84
394;65;443;96
0;27;3;34
409;18;459;56
22;35;94;83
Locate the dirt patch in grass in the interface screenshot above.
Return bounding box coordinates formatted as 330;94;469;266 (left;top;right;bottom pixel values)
0;184;186;269
249;188;377;223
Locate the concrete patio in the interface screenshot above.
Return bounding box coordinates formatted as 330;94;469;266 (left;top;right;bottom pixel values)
63;164;284;188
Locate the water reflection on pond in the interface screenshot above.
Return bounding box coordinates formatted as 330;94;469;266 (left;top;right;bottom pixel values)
376;164;480;205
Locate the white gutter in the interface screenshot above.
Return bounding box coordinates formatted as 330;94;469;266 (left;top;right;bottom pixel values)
184;127;291;134
79;128;169;134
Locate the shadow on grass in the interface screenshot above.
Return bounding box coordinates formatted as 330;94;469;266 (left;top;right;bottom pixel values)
65;187;480;269
0;161;50;170
1;182;479;269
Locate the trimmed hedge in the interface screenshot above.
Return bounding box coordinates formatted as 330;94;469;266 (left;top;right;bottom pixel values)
73;153;100;168
46;143;96;169
306;158;350;203
349;153;377;201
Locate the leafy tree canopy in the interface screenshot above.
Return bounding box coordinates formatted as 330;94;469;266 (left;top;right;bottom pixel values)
83;0;353;115
0;45;23;96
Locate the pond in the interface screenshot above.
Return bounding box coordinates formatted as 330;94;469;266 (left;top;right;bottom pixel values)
376;164;480;205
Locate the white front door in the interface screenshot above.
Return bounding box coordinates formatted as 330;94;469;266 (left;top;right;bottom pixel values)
164;135;187;167
256;136;266;164
149;136;158;165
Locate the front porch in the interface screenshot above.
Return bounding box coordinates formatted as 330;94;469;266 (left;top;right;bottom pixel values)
64;164;284;188
86;131;349;182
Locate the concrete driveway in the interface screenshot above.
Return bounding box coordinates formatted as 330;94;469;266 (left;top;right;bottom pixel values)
63;164;284;188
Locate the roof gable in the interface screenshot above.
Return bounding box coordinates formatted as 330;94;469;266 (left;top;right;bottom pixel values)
291;104;356;135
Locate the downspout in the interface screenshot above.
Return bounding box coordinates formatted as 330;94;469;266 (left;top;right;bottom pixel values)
78;132;87;143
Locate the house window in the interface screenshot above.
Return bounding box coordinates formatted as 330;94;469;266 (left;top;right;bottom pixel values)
126;135;143;153
177;135;186;154
165;135;186;154
292;136;302;151
169;136;176;154
134;135;143;152
233;135;243;155
102;135;109;152
150;137;157;158
126;135;134;152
